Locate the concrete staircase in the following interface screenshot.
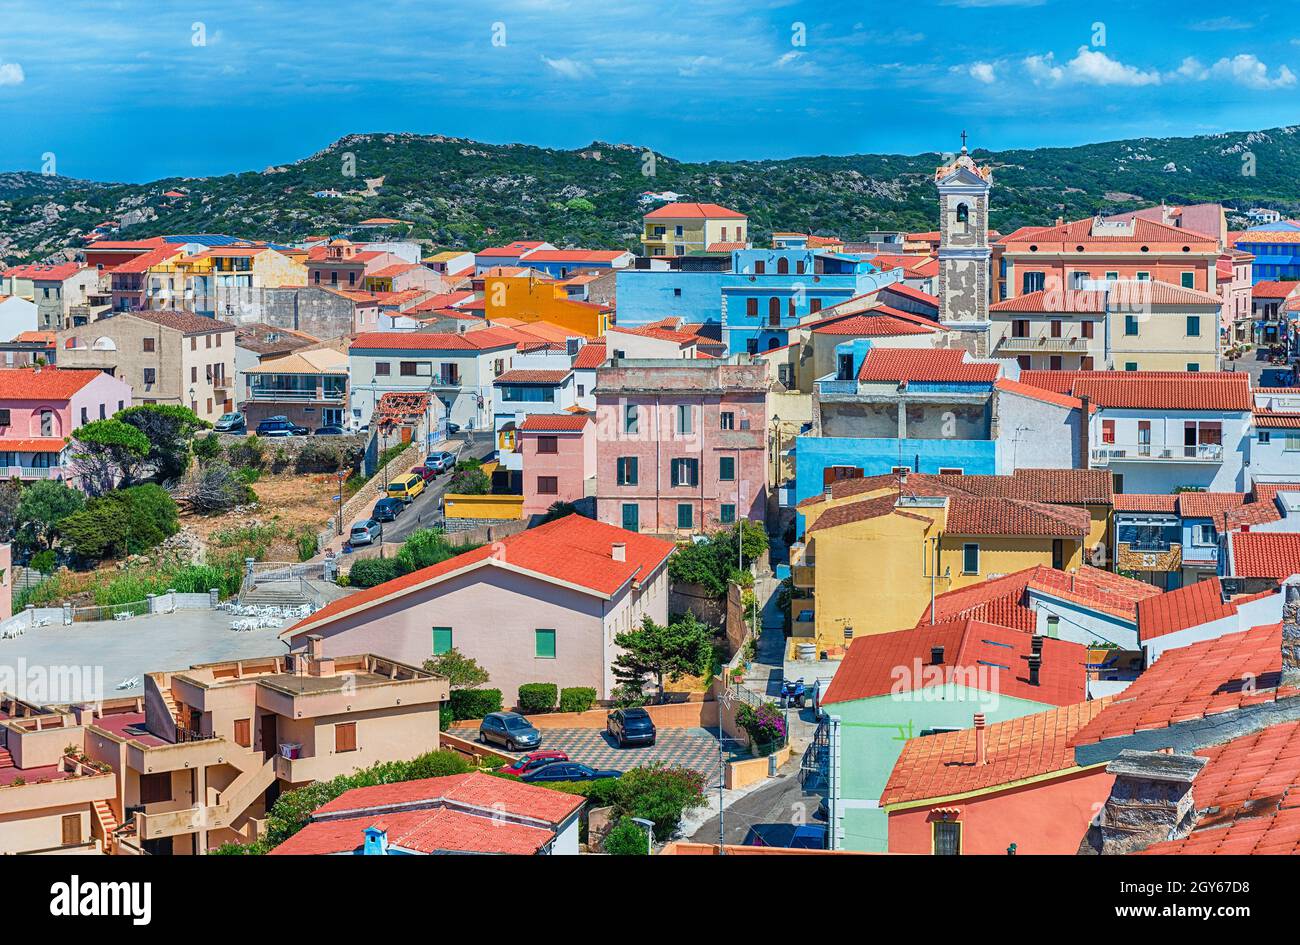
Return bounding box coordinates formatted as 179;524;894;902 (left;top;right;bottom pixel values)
0;747;13;769
239;583;310;608
211;756;278;830
158;688;184;732
92;799;120;854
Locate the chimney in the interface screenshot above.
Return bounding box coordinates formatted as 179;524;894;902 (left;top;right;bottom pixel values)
1045;614;1060;638
611;542;627;562
930;645;945;665
1028;653;1042;686
974;713;987;766
307;634;324;660
1031;633;1044;656
823;488;833;502
1282;577;1300;687
1079;395;1091;467
1080;751;1205;855
362;825;389;856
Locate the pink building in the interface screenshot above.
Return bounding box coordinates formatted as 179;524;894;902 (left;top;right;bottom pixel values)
0;367;132;484
594;360;769;535
282;515;674;702
520;412;595;517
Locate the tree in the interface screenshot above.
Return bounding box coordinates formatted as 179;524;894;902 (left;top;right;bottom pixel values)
173;461;254;514
58;484;179;559
447;461;490;495
0;477;23;541
611;764;706;841
15;480;84;551
612;613;712;703
539;500;579;523
117;404;209;482
190;432;223;466
603;817;650;855
69;418;150;495
422;647;490;690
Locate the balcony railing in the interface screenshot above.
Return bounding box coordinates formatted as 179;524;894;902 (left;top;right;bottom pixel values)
0;465;60;479
1091;442;1224;465
247;386;346;402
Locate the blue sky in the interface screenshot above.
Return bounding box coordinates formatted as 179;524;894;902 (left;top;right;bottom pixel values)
0;0;1297;182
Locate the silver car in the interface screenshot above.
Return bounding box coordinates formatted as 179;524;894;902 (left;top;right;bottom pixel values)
349;519;382;546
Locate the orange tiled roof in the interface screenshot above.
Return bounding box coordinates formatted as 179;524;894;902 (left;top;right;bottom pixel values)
920;564;1161;628
994;377;1088;412
1255;409;1300;429
1000;216;1218;248
882;698;1114;806
810;314;936;337
856;348;999;384
1018;370;1252;412
880;282;939;307
519;413;590;433
944;496;1090;537
0;367;101;400
643;202;745;220
1137;577;1274;641
1251;280;1300;299
991;281;1221;312
1228;532;1300;580
1112;493;1180;513
492;369;571;385
350;328;523;352
572;341;607;369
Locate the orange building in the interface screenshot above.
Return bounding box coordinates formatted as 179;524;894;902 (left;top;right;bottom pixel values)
482;268;611;338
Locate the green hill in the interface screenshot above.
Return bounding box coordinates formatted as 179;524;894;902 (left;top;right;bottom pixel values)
2;126;1299;263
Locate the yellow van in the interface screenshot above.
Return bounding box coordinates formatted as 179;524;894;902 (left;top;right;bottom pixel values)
386;473;426;503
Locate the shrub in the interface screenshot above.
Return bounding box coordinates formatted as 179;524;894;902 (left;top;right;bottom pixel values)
559;686;597;714
448;687;502;722
29;549;56;574
58;484;179;560
347;557;409;588
227;438;266;470
613;763;707;841
191;433;223;465
517;682;558;715
296;529;318;562
235;466;260;484
603;817;650;855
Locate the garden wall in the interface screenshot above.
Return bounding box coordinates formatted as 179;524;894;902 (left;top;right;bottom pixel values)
455;700;718;731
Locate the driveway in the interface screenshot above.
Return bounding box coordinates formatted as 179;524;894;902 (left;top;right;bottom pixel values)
451;725;729;777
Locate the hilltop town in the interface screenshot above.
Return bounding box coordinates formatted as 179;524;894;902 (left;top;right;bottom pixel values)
0;140;1297;861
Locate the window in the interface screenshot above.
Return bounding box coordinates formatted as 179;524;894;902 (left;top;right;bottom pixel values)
39;409;53;437
1259;431;1271;444
1069;271;1088;290
80;407;87;425
0;409;9;427
621;503;639;532
1181;271;1195;289
956;202;969;224
537;476;558;495
1284;434;1300;453
535;629;557;659
1050;320;1062;338
1022;271;1045;293
191;366;198;384
671;458;699;487
754;260;766;275
1124;315;1139;336
720;503;736;524
962;543;979;575
837;353;855;381
1101;419;1116;444
1135;271;1150;281
1081;320;1094;339
1187;363;1200;372
676;404;692;435
335;722;357;753
934;821;961;856
139;772;172;804
677;503;694;529
719;456;735;481
746;298;758;317
400;361;431;377
938;467;963;475
777;257;789;275
616;456;638;485
624;403;638;434
432;627;453;655
720;411;735;430
1049;355;1063;371
1017;356;1031;370
537;435;558;454
1186;316;1200;337
233;718;251;748
1105;271;1118;281
190;336;197;351
1193;524;1215;545
143;337;155;353
1012;319;1029;338
374;362;391;376
1124;362;1138;371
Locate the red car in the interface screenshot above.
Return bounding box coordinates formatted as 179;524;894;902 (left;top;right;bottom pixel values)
410;465;437;484
499;750;569;778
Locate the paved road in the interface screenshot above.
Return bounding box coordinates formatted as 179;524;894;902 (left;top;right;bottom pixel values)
689;761;825;846
367;432;495;543
450;725;730;776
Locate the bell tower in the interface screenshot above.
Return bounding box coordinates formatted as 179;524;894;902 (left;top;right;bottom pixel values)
935;134;993;349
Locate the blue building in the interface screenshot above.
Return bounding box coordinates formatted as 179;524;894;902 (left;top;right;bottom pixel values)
613;258;732;327
1235;222;1300;283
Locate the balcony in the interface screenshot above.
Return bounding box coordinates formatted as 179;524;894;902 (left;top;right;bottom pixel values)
1091;442;1224;465
0;465;62;480
246;384;346;403
996;335;1095;353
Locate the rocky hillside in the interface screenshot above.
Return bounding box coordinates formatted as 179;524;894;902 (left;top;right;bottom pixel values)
2;126;1300;263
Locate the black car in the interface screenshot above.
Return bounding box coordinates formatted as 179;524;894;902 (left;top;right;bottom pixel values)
314;425;346;436
372;497;404;522
256;416;309;437
607;707;656;747
520;761;622;783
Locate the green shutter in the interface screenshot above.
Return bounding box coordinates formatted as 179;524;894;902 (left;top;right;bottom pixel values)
719;456;735;481
621;503;639;531
535;629;556;659
432;627;452;655
677;503;694;529
720;504;736;524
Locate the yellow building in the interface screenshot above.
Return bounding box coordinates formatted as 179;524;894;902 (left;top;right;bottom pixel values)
482;269;610;338
641;202;747;257
792;470;1110;650
1105;280;1223;372
147;245;306;315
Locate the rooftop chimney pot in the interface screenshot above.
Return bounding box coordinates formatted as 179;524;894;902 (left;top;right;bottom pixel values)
931;645;944;665
974;712;987;766
611;542;627;562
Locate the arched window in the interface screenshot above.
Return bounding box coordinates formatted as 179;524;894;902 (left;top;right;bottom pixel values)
956;203;970;224
767;337;780;351
777;258;789;275
39;410;54;437
92;337;116;351
767;298;781;320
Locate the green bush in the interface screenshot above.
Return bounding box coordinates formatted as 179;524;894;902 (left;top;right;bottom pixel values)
58;484;179;560
235;466;260;484
28;549;56;573
559;686;597;714
346;556;409;588
448;687;502;722
603;817;650;855
227;438;266;470
296;530;318;562
517;682;558;714
191;433;223;465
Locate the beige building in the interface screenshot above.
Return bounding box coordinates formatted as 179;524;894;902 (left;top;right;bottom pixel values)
641;202;747;256
58;309;238;423
0;645;447;855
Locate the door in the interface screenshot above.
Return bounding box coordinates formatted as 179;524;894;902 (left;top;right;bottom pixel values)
61;813;82;846
1138;421;1151;457
260;713;278;760
621;503;639;533
1052;539;1065;570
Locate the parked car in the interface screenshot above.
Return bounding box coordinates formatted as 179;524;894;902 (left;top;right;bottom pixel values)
520;761;622;783
445;422;461;435
386;472;426;503
410;465;437;484
607;707;657;747
479;712;541;752
213;412;246;434
742;823;827;850
1261;367;1296;388
499;750;569;778
256;416;309;437
314;425;346;436
372;497;404;522
349;519;382;546
425;451;456;473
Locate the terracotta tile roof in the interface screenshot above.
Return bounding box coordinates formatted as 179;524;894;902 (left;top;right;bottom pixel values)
285;514;676;637
1142;721;1300;855
492;369;571;385
368;263;422;279
350;328;522;352
643;202;745;220
1000;216;1217;248
1251;280;1300;299
944;496;1091;537
882;698;1114;806
705;241;748;253
856;348;999;384
407;291;476;312
805;493;906;533
993;378;1088;411
313;771;583;823
1069;622;1287;747
1229;532;1300;580
1137;578;1275;641
519;413;590;433
1112;493;1180;513
921;564;1161;628
6;262;87;282
572;340;607;369
821;618;1089;707
879;282;939;307
0;367;100;400
1176;491;1249;518
523;249;628;263
130;309;234;335
608;324;699;346
809;314;936;337
1255;410;1300;429
991;281;1221;312
933;468;1113;505
12;331;56;345
476;241;548;258
0;437;68;453
1018;370;1252;411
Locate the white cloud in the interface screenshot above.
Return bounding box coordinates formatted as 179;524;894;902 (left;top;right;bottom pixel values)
0;61;24;86
1023;52;1063;84
1023;47;1160;86
1188;16;1253;31
677;55;708;77
968;61;997;84
774;50;802;68
1175;54;1296;89
540;56;593;80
